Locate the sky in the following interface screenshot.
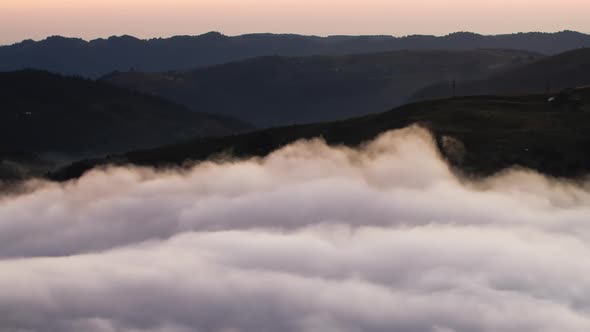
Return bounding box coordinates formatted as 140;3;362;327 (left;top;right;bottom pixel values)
1;0;589;44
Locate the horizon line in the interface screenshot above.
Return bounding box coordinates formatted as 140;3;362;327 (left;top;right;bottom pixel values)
2;29;589;47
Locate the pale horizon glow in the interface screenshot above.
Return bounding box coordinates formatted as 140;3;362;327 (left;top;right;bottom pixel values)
1;0;589;45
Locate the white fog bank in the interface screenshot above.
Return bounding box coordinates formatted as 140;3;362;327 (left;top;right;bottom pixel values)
1;126;590;332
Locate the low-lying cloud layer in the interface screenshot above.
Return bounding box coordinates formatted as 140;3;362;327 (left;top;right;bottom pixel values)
2;126;590;332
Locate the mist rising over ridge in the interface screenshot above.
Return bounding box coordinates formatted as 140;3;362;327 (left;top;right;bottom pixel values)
1;30;590;77
3;126;590;332
4;0;590;330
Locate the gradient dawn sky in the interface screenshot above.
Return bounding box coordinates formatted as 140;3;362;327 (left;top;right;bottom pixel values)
1;0;589;44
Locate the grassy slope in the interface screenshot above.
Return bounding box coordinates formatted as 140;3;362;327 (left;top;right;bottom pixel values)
0;70;253;179
52;87;590;181
410;48;590;102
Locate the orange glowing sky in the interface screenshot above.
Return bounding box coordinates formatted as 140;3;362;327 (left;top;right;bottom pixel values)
1;0;589;44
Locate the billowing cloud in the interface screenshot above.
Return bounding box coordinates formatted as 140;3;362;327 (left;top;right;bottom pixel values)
1;126;590;332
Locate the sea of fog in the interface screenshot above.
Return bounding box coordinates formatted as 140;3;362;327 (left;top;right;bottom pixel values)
2;126;590;332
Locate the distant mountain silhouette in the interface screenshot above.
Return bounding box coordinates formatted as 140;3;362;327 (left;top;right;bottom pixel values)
410;48;590;101
52;86;590;182
0;70;252;180
101;49;542;127
1;31;589;77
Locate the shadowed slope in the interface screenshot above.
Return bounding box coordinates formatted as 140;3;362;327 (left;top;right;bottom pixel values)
0;70;253;180
411;48;590;101
52;87;590;181
102;49;541;127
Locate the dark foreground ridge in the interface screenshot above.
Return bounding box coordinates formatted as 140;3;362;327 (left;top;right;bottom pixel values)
51;87;590;181
0;70;253;180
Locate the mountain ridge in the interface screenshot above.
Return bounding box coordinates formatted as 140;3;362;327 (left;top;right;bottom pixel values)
50;86;590;182
410;48;590;101
0;70;253;180
1;30;589;77
101;49;542;127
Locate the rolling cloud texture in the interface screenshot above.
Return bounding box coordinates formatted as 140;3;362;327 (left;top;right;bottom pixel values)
2;126;590;332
